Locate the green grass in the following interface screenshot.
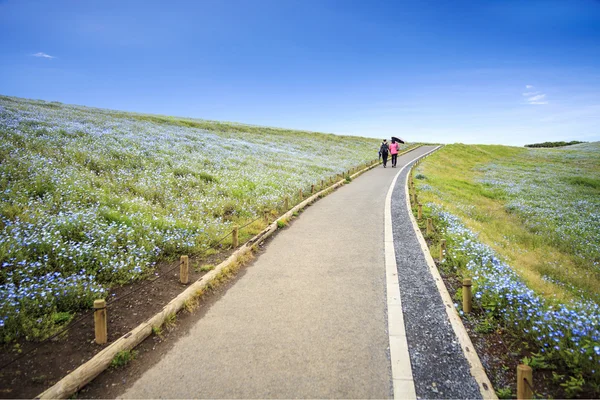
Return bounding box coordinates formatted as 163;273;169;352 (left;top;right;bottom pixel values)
414;143;600;304
110;350;138;368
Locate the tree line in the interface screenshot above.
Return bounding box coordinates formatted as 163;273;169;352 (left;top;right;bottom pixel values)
524;141;585;148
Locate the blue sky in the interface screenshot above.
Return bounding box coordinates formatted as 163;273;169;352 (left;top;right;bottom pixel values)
1;0;599;146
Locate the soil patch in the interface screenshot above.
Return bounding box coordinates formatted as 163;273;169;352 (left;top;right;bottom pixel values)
0;248;234;399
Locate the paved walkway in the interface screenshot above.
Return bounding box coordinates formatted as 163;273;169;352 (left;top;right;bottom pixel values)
120;146;478;399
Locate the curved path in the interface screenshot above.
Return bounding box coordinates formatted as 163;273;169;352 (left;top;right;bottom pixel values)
120;146;482;399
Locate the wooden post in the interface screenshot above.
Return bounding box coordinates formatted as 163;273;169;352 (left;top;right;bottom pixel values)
311;184;315;194
427;218;433;234
321;179;324;189
517;364;533;399
440;239;446;260
463;278;472;313
299;188;303;200
180;255;189;284
414;193;418;205
264;211;269;223
284;196;289;211
232;226;239;248
417;203;422;220
94;299;107;345
412;193;416;205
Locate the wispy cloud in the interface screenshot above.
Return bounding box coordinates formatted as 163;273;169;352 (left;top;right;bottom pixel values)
522;85;548;105
32;52;56;59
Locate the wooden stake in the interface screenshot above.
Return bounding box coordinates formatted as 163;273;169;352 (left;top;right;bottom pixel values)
232;226;239;248
311;184;315;194
321;179;324;189
517;364;533;400
94;299;107;345
284;196;289;211
440;239;446;261
264;211;269;223
427;218;433;234
417;203;422;220
180;255;189;285
299;188;303;200
463;278;472;313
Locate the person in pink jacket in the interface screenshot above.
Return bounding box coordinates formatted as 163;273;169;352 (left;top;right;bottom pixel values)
389;139;400;168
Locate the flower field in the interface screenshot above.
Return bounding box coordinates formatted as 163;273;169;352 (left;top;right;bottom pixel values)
413;143;600;393
435;207;599;390
0;95;392;342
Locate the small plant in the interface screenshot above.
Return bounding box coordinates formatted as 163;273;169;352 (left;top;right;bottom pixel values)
345;176;352;183
165;312;177;329
521;353;553;370
51;311;73;325
30;374;48;384
152;325;163;337
199;264;215;272
560;374;584;398
415;173;426;180
277;219;288;229
183;297;199;313
110;350;138;368
474;316;496;334
495;387;513;399
552;371;565;383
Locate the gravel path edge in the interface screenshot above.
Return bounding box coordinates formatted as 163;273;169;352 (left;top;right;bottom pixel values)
401;147;497;399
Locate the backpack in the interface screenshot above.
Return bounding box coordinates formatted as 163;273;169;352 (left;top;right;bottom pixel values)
380;143;389;155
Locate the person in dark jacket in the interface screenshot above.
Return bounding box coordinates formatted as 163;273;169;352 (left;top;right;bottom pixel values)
379;139;389;168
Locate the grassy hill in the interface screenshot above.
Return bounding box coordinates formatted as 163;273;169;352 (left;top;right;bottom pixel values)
412;143;600;394
0;95;403;342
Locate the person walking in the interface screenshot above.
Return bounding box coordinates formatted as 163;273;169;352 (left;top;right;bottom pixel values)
379;139;389;168
389;138;400;168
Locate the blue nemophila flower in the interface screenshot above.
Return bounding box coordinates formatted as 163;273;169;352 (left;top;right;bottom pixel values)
431;204;600;380
0;95;385;341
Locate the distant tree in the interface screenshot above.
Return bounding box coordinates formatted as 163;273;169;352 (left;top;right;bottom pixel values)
524;141;585;148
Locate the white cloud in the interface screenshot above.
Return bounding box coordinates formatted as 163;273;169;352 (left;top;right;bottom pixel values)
522;86;548;105
32;52;56;59
528;94;546;102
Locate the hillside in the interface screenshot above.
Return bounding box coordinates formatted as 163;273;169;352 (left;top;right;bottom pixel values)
0;95;396;342
412;143;600;395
